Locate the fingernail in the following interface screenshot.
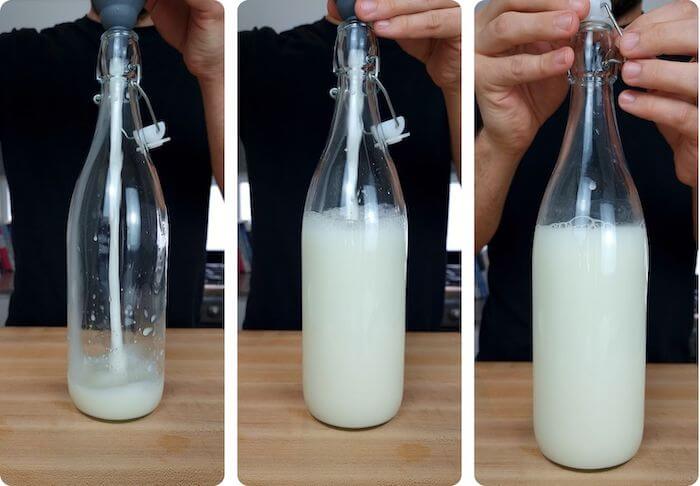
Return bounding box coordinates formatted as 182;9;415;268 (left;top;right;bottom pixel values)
555;13;574;30
621;32;640;51
619;91;637;104
569;0;585;12
360;0;377;13
375;20;390;30
623;61;642;78
555;49;570;65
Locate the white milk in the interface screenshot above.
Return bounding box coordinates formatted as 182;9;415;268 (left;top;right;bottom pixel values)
302;207;407;428
105;56;128;376
532;219;648;469
68;351;163;421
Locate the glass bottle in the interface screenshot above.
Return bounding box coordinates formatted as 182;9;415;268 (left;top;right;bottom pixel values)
532;5;648;469
301;19;408;428
67;28;169;421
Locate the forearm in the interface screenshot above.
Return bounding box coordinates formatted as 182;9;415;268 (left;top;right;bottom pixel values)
199;75;224;194
443;88;461;176
475;129;522;252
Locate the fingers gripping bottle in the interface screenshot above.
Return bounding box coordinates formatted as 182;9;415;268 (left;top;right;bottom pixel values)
301;15;410;428
532;0;648;468
67;11;170;421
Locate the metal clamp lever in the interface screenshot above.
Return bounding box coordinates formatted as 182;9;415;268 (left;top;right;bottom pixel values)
602;3;625;68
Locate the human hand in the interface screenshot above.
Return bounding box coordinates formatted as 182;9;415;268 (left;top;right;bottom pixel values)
476;0;589;159
618;0;698;187
145;0;224;83
328;0;461;94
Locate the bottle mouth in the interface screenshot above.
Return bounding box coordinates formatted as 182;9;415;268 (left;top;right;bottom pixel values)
333;19;377;75
98;28;141;83
579;19;614;32
101;26;139;41
569;21;620;84
336;18;371;32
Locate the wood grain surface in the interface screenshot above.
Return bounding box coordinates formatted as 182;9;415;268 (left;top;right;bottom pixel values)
476;362;698;485
0;327;224;486
238;331;461;485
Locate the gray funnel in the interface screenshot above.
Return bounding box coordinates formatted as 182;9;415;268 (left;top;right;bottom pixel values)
336;0;356;20
93;0;145;30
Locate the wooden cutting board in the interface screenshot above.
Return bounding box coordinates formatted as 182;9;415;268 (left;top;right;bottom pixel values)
0;327;224;485
476;362;698;485
238;330;461;485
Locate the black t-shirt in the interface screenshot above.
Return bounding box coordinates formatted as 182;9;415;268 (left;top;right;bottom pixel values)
0;17;211;327
478;80;697;363
239;19;452;331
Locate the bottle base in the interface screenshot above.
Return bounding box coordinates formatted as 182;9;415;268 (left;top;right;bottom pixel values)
75;405;159;422
308;409;398;429
537;442;641;470
542;452;635;471
68;377;164;421
304;397;402;429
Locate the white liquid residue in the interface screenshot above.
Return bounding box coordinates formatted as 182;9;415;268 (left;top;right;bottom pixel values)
302;206;407;428
68;350;163;421
532;218;648;469
341;48;365;221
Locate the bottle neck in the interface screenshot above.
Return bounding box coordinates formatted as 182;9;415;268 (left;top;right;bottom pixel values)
91;64;143;166
312;65;390;219
328;18;382;147
95;75;137;132
564;78;620;162
95;27;142;131
561;22;624;170
332;72;382;123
